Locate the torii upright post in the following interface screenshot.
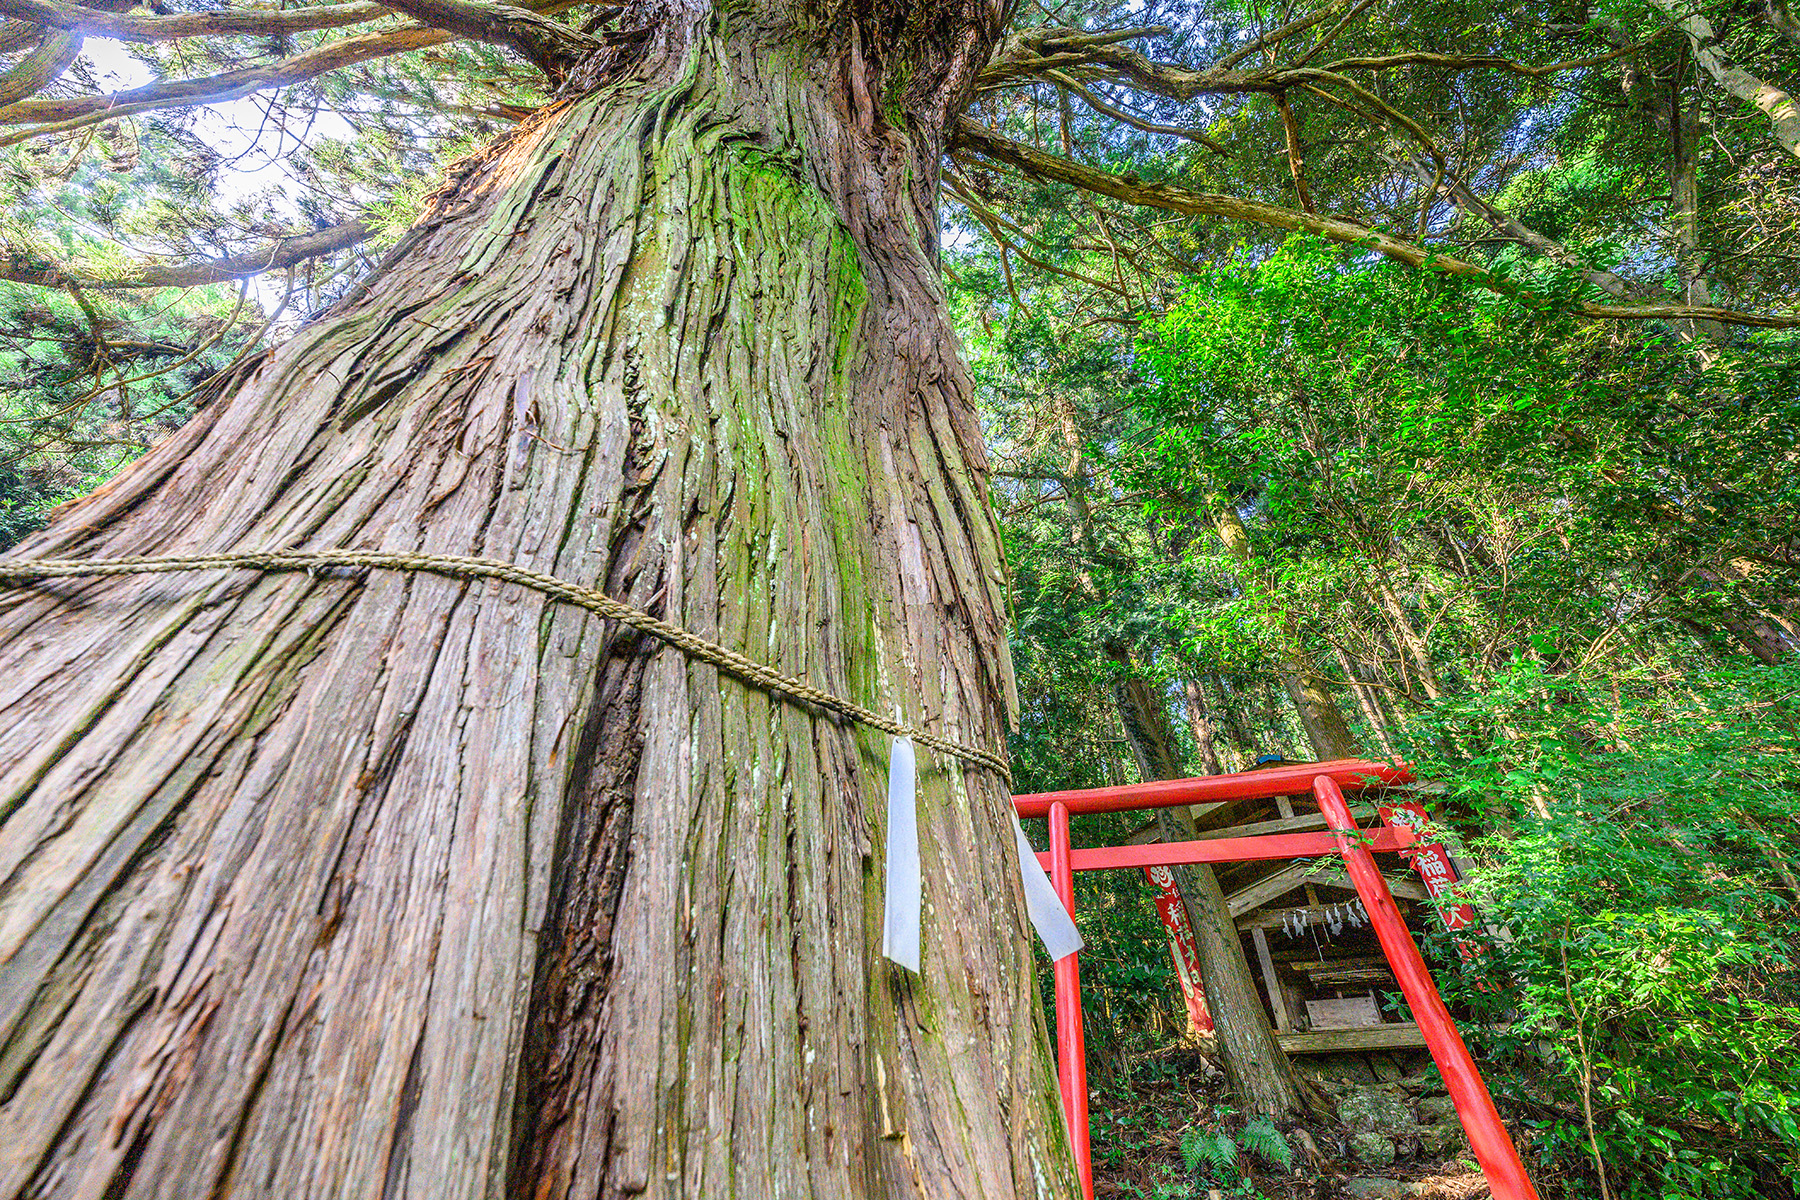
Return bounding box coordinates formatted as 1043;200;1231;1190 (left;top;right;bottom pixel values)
1047;800;1094;1200
1313;775;1540;1200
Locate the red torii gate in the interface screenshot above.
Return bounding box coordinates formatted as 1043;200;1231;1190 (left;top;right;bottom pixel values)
1013;759;1539;1200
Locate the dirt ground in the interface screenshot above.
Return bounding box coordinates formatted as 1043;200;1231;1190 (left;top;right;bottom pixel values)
1086;1045;1496;1200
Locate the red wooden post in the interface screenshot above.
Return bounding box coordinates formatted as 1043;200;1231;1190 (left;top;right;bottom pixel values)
1047;801;1094;1200
1031;827;1412;874
1014;758;1410;818
1313;776;1540;1200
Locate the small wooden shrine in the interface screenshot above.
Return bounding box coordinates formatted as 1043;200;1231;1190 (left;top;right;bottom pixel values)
1129;762;1475;1055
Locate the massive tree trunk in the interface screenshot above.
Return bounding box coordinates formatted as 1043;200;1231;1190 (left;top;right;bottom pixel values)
0;10;1078;1199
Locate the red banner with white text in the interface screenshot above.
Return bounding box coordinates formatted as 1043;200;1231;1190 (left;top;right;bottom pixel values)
1377;799;1483;962
1144;864;1213;1035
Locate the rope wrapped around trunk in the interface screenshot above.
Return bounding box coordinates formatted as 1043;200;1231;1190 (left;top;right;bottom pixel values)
0;550;1012;781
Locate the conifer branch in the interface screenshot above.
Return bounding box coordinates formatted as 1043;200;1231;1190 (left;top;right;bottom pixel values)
0;25;449;130
0;0;597;131
1217;1;1348;68
0;26;79;106
0;0;391;41
372;0;599;76
0;220;371;289
982;23;1648;99
954;118;1800;330
1043;70;1232;155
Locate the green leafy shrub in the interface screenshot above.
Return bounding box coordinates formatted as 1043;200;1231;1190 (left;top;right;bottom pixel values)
1415;657;1800;1199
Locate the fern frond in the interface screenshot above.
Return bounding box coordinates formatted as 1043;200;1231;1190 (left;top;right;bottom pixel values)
1180;1126;1239;1177
1240;1116;1294;1168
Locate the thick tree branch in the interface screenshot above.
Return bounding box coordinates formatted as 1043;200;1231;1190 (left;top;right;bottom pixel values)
1648;0;1800;159
0;27;79;106
1276;91;1315;212
0;16;43;52
1763;0;1800;45
0;0;138;105
0;0;389;41
954;118;1800;329
1044;69;1232;155
0;219;370;288
1313;45;1645;77
983;24;1649;105
0;0;596;130
1399;152;1633;299
372;0;598;75
1221;0;1354;68
993;32;1283;99
0;25;448;129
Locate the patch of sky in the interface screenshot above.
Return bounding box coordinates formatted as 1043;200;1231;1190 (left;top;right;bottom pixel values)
77;39;360;313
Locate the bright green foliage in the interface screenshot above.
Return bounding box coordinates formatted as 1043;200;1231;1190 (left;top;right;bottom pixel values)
975;219;1800;1197
1133;237;1800;684
0;279;261;546
1417;657;1800;1198
1115;247;1800;1197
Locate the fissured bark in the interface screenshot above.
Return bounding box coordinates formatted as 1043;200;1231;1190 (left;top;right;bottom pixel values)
0;7;1076;1197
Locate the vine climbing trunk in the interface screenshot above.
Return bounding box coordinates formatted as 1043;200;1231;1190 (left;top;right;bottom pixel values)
0;8;1077;1199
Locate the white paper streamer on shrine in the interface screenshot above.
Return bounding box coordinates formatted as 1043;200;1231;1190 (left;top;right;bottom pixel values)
1012;811;1085;961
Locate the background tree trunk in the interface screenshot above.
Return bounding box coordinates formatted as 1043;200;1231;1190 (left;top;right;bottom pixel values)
1049;411;1307;1113
1212;503;1362;759
0;15;1074;1200
1180;676;1230;775
1666;63;1730;347
1106;657;1320;1119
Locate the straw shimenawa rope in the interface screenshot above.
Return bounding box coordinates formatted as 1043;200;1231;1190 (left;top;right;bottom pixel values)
0;550;1012;780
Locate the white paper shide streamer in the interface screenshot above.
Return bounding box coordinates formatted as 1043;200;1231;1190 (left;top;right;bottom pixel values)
880;737;922;972
880;736;1084;973
1012;812;1084;961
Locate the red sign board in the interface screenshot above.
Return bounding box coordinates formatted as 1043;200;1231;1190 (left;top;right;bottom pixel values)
1377;799;1483;961
1143;864;1213;1034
